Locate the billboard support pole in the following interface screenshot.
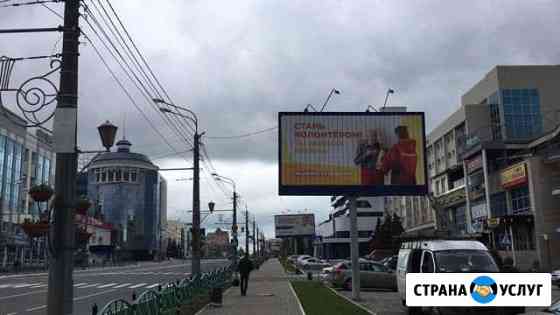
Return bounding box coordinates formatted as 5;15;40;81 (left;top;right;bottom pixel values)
349;196;360;301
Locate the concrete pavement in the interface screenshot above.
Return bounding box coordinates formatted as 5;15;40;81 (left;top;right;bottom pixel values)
198;258;304;315
0;259;229;315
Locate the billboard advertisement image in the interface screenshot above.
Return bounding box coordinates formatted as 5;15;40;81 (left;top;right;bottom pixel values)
279;112;427;196
274;214;315;237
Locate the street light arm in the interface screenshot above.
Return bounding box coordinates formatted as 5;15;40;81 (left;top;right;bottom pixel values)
153;98;198;131
212;174;236;192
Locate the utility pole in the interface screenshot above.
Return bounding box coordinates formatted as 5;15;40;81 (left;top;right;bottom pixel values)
48;0;80;314
349;196;360;301
191;132;201;275
232;191;238;264
252;217;256;256
245;209;249;256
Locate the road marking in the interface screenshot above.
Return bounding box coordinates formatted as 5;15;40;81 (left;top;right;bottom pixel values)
6;312;17;315
29;284;47;288
129;283;147;289
0;290;47;301
78;283;101;288
146;283;160;289
113;283;132;288
74;283;87;287
26;305;46;312
73;289;116;301
98;283;118;288
0;284;11;288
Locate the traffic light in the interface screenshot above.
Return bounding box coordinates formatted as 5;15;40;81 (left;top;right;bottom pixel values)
208;201;215;213
241;227;245;233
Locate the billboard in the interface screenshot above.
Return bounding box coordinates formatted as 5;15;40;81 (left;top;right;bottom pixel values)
279;112;427;196
274;214;315;237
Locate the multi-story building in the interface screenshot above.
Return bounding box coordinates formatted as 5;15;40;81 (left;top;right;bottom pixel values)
205;228;229;258
164;219;188;258
315;196;385;259
0;109;55;269
85;136;167;261
392;65;560;270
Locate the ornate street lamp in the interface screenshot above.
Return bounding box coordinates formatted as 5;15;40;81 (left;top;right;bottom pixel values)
97;120;118;152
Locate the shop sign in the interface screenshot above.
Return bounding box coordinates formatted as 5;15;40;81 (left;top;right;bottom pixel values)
466;155;483;173
501;162;527;189
487;217;500;228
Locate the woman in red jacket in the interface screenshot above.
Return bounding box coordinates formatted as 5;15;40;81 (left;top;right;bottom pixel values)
381;126;418;185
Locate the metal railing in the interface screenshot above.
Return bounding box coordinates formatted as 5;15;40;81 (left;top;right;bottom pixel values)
97;265;233;315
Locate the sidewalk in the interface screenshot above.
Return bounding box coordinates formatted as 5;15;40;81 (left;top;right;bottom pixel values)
198;258;304;315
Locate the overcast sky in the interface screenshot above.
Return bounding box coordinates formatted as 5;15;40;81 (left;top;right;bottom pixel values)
2;0;559;244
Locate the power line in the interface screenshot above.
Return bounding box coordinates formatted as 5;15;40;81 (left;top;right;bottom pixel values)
206;126;278;139
103;0;196;136
0;0;59;8
81;3;194;148
79;30;185;158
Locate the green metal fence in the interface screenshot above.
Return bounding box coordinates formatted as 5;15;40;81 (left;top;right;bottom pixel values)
97;264;233;315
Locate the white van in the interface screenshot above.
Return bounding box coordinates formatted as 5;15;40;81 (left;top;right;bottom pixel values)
396;239;522;315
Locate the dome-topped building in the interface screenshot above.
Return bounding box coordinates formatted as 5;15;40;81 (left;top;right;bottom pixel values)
86;136;167;260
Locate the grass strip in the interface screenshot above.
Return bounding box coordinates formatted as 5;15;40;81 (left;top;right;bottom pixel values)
291;281;370;315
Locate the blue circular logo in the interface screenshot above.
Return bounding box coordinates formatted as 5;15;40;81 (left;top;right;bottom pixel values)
470;276;497;304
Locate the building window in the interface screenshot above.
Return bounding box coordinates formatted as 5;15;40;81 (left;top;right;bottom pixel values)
502;89;542;139
357;212;384;217
123;170;130;181
491;192;508;217
108;169;115;182
131;170;137;182
356;200;372;208
511;186;530;214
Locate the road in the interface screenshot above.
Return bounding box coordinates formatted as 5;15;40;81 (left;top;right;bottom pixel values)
0;259;230;315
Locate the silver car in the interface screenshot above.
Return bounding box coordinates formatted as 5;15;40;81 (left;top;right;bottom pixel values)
331;261;396;291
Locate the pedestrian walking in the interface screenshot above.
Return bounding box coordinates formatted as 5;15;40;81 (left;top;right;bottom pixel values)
238;254;254;296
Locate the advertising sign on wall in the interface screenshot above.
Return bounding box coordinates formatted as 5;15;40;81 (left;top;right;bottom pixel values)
274;214;315;237
501;162;527;189
466;155;483;174
278;112;427;196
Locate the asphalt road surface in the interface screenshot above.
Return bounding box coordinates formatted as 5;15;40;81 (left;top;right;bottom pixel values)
0;259;230;315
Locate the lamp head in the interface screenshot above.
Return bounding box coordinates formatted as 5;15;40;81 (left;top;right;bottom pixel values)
97;120;118;152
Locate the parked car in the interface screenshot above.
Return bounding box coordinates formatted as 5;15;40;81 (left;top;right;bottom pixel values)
552;269;560;288
300;257;330;271
295;255;312;267
381;255;398;270
366;249;395;261
397;239;522;315
287;255;299;264
331;260;396;291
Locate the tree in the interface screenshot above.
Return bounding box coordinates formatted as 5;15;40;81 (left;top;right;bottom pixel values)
369;213;405;251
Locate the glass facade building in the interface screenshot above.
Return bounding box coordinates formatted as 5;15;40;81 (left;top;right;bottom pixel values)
86;139;166;260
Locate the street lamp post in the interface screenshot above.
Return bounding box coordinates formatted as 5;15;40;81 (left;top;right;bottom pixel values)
320;88;341;112
211;173;238;266
153;98;202;276
382;88;395;109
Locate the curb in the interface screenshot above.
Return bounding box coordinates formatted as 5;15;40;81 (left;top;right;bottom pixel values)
327;286;376;315
289;282;307;315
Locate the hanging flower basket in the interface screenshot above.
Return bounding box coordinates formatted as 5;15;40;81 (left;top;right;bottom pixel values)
20;222;50;238
29;184;54;202
75;196;92;215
